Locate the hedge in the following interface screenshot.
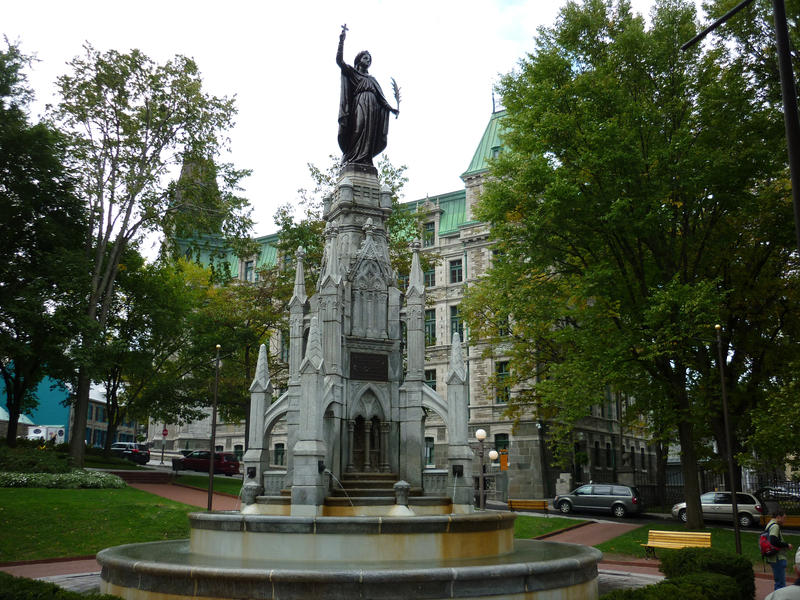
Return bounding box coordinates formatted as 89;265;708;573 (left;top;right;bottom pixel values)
0;470;126;489
659;546;755;600
601;572;740;600
0;572;119;600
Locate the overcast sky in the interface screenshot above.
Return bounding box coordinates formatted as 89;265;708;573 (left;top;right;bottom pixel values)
5;0;704;239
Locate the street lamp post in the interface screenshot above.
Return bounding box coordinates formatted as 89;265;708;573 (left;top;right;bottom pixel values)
207;344;221;512
476;429;487;510
475;429;499;510
716;325;742;554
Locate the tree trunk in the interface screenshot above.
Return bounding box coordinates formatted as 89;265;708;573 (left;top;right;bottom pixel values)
69;368;90;467
656;440;667;508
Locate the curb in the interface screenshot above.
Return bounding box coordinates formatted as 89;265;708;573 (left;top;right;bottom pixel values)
170;482;241;499
534;520;597;540
0;555;95;567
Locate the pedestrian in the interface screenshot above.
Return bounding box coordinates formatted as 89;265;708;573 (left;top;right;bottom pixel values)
766;509;795;591
765;547;800;600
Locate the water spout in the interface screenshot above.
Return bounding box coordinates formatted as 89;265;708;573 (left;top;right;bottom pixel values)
324;469;354;507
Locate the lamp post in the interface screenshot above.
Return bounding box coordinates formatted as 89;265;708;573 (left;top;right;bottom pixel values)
476;429;499;510
715;325;741;554
207;344;221;512
476;429;486;509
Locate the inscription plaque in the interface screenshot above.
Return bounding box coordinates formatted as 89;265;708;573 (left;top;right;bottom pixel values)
350;352;388;381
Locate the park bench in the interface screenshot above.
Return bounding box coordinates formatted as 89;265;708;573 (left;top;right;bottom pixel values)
642;530;712;559
507;499;549;514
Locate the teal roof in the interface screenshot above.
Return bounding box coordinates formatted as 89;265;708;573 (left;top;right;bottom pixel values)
462;110;506;178
401;190;467;237
255;233;279;269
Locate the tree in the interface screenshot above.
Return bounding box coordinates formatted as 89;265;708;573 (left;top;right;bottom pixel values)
0;42;89;445
462;0;798;528
92;250;202;450
52;44;253;465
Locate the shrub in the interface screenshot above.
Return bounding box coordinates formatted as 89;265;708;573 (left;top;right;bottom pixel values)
0;571;119;600
666;572;741;600
0;444;73;473
659;547;755;600
0;470;126;489
600;572;739;600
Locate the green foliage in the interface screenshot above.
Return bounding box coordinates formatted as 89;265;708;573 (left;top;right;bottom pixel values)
0;470;125;489
0;443;73;473
0;487;193;561
0;41;90;445
601;571;740;600
174;474;243;496
0;572;119;600
462;0;800;524
51;43;253;466
659;547;755;600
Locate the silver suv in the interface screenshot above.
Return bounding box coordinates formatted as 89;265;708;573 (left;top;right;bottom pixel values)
554;483;643;518
671;491;762;528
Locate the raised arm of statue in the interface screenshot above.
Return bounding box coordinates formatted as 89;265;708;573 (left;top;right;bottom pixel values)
337;25;347;69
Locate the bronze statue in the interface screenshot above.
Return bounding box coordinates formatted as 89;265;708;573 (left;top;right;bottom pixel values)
337;25;400;167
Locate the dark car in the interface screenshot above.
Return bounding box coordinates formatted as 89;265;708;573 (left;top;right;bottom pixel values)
756;486;800;502
110;442;151;465
172;451;240;476
554;483;643;518
671;491;763;528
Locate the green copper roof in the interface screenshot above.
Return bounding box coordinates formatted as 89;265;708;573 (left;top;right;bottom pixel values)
461;110;506;178
400;190;467;237
255;234;279;269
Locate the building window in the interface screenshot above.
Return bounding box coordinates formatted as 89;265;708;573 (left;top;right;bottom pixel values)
424;309;436;346
424;267;435;288
594;441;601;467
640;447;646;470
244;260;254;282
498;316;511;337
423;222;435;247
425;437;435;465
274;443;285;466
496;361;509;403
398;273;409;291
424;369;436;390
87;405;93;421
494;433;509;452
606;443;612;469
449;259;463;283
450;305;463;341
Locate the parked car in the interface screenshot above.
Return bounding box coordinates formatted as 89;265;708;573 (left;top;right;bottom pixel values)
172;451;240;476
554;483;643;518
110;442;151;465
671;491;762;528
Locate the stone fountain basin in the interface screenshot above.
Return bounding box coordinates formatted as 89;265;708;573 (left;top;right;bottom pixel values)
98;511;602;599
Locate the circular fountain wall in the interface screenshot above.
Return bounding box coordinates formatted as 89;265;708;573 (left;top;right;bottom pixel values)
98;511;601;600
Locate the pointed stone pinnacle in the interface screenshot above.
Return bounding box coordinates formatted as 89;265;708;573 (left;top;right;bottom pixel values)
249;344;273;393
447;332;466;383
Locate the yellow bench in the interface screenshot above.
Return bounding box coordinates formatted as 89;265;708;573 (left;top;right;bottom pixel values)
507;499;549;514
642;530;711;559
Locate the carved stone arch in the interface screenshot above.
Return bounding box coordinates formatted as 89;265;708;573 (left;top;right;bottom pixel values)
421;385;448;424
349;383;387;421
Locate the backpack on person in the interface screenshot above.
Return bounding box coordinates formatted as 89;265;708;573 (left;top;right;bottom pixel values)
760;523;781;558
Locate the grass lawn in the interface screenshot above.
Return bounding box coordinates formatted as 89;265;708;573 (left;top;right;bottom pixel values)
0;487;196;562
513;513;588;539
174;474;243;496
595;521;800;566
